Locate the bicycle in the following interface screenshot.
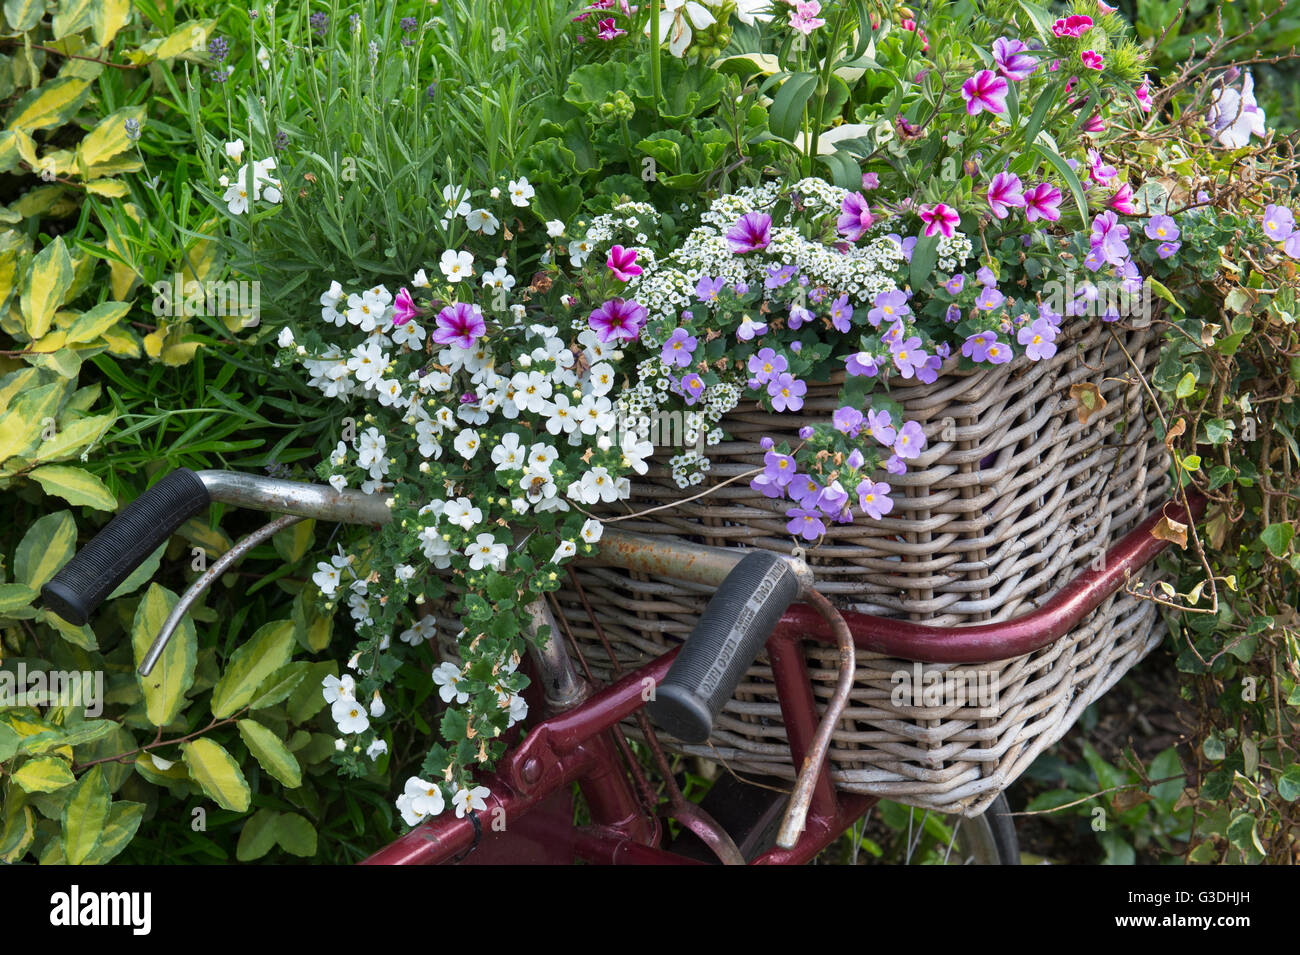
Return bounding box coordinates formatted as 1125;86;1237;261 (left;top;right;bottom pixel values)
40;468;1203;865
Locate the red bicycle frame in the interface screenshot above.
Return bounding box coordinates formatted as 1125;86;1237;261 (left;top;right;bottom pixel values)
362;492;1205;865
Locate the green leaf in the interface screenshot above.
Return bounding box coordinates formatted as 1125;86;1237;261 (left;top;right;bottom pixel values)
52;0;96;39
130;583;197;727
237;719;302;788
1022;82;1057;145
1033;143;1089;223
0;583;37;614
61;765;110;864
12;755;76;793
20;235;74;339
27;465;117;511
1260;523;1294;558
770;72;820;142
910;232;941;291
248;661;311;710
236;808;280;861
82;801;145;865
1202;734;1226;760
4;0;43;33
1175;371;1196;399
1145;277;1184;314
1278;765;1300;802
1015;0;1054;44
275;812;318;857
181;738;250;812
210;619;295;718
106;541;165;600
15;509;75;589
65;301;130;345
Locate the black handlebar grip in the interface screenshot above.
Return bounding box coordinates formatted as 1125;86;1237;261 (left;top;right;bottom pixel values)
40;468;211;626
648;551;802;744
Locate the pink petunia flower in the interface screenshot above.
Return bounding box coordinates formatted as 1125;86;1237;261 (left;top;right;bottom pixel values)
836;191;874;241
726;212;772;254
606;244;642;281
919;203;961;238
393;287;419;326
432;302;486;349
587;297;646;342
986;171;1026;219
961;69;1009;116
1023;182;1062;222
1109;181;1137;215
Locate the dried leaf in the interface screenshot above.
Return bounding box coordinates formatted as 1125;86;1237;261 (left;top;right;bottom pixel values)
1164;417;1186;450
1068;382;1107;424
1151;515;1189;549
1112;789;1152;812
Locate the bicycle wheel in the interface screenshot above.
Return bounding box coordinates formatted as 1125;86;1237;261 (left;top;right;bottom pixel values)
939;794;1020;865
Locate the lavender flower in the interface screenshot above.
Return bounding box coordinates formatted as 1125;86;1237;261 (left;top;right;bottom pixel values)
786;508;826;542
309;12;329;37
661;327;697;367
833;406;864;436
829;294;853;332
768;373;807;412
867;289;909;327
856;479;893;520
893;421;927;460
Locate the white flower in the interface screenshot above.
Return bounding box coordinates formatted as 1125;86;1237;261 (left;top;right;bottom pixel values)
466;208;500;235
399;614;437;646
398;777;445;826
545;219;565;237
500;692;528;728
440;249;475;282
322;673;356;705
481;265;516;291
568;237;593;267
369;690;386;719
452;784;490;818
526;442;558;473
376;378;404;407
320;281;346;325
507;177;534;207
332;696;370;734
412;268;431;288
648;0;715;57
466;533;508;571
433;661;469;704
544;394;579;435
551;540;577;563
257;45;270;70
619;431;655;475
1206;71;1267;149
587;362;615;396
366;739;388;760
313;561;343;595
328;474;347;491
334;738;347;752
444;497;483;530
578;467;620;504
224;139;245;163
222;181;251;215
356;427;388;479
492;432;526;471
489;186;501;199
276;327;295;348
346;289;390;331
580;518;604;544
454;429;481;459
441;184;471;220
734;0;773;25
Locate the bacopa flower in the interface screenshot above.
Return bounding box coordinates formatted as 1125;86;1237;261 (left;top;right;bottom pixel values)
452;784;491;818
588;297;647;342
726;212;772;254
986;171;1026;219
845;351;880;376
1023;182;1062;222
748;347;788;383
763;450;797;486
866;408;896;446
891;336;928;379
1145;214;1181;243
829;294;853;332
961;70;1008;116
837;191;874;241
832;406;864;436
433;302;487;349
1017;319;1058;361
893;421;927;459
785;507;826;541
768;373;807;412
1261;205;1296;241
661;327;698;367
695;275;726;303
992;36;1038;82
606;244;642;281
919;203;961;238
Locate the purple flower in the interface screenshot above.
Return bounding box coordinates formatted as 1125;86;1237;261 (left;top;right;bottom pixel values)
750;473;785;498
961;331;997;362
985;339;1013;364
1109;181;1137;215
866;409;896;446
976;266;998;287
1262;205;1296;241
856;479;893;520
726;212;772;254
862;172;880;190
935;342;951;359
1145;214;1180;243
993;36;1039;82
736;316;768;341
748;348;788;383
901;236;917;262
606;245;642;281
961;70;1009;116
1017;319;1058;361
829;294;853;332
945;274;965;294
884;454;907;475
816;480;850;516
891;336;928;379
789;475;823;507
1157;241;1181;259
845;351;880;377
661;327;698;367
1023;183;1062;222
680;372;706;404
1283;233;1300;259
587;298;647;342
695;276;726;304
833;406;864;435
764;264;797;289
867;289;910;327
760;436;775;450
763;450;797;486
975;286;1005;310
845;449;865;470
916;354;943;384
945;304;962;323
785;508;826;541
893;421;927;460
768;373;807;412
432;302;486;349
798;426;815;440
788;303;814;329
1087;148;1117;184
1090;211;1130;267
986;172;1027;219
837;191;875;241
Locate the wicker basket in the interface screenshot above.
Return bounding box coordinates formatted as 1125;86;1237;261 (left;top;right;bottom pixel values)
438;320;1173;816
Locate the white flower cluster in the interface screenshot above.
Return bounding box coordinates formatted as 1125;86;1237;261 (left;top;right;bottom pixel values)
568;200;661;268
217;139;281;214
937;231;975;273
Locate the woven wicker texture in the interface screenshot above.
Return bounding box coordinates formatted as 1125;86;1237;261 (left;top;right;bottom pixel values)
434;322;1172;816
